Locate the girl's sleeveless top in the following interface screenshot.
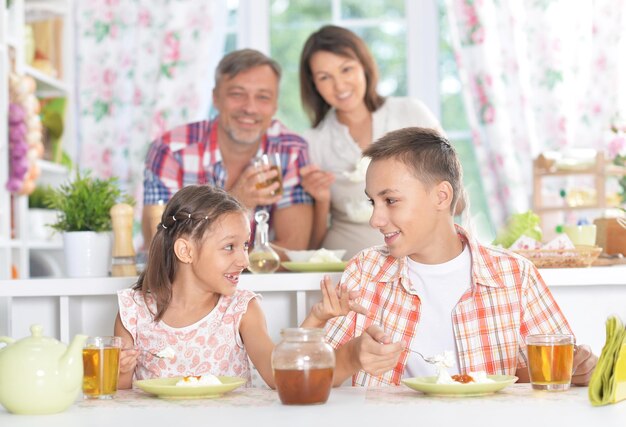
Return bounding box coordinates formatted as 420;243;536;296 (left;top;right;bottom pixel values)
117;288;258;385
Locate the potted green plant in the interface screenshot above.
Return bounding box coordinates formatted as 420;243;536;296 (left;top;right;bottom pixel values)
44;171;134;277
28;186;60;242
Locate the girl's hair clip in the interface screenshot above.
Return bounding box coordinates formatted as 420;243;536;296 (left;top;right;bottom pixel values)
204;215;208;220
160;223;167;229
188;213;191;219
172;215;177;222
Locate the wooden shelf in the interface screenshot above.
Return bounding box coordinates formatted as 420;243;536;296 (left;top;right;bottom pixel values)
533;152;626;229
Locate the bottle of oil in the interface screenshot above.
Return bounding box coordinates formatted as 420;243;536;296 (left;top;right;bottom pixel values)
247;210;280;274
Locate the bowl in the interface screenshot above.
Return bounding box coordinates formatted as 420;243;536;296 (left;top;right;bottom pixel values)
285;249;346;262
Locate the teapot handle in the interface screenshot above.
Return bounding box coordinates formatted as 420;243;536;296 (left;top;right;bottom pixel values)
0;336;15;348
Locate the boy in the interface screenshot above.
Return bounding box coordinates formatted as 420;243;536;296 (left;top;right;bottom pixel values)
327;127;597;386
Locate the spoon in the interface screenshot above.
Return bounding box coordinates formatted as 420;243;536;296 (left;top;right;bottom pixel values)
138;347;175;359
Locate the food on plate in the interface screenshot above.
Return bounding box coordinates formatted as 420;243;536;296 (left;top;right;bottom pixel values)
451;374;474;384
284;248;346;263
175;374;222;387
436;369;495;385
308;248;342;263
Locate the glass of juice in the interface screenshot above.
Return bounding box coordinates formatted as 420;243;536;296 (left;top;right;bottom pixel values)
253;153;283;196
526;334;575;391
82;336;122;399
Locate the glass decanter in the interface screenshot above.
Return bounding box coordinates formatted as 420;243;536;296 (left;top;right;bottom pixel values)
247;210;280;274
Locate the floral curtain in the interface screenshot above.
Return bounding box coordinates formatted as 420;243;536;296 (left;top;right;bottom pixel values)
445;0;626;227
75;0;227;208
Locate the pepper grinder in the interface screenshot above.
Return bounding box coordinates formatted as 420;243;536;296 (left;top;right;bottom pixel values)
110;203;137;276
247;210;280;274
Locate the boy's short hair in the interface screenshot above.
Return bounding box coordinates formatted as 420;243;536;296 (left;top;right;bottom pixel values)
363;127;463;214
215;48;282;87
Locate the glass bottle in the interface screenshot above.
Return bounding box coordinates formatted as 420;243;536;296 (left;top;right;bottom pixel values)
247;210;280;274
271;328;335;405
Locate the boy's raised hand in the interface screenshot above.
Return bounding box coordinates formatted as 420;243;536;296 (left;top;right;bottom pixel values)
301;275;367;328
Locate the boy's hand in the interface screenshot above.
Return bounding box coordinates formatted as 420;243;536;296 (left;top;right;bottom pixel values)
571;344;597;385
119;348;139;375
303;275;367;328
355;325;404;376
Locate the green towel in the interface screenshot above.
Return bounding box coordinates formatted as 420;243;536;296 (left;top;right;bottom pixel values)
589;316;626;406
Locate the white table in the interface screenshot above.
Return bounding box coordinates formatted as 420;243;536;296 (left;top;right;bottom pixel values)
0;385;624;427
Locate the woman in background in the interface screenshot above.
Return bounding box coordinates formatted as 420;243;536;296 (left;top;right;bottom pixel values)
299;25;443;258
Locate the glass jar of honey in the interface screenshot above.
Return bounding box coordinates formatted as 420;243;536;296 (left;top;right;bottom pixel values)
271;328;335;405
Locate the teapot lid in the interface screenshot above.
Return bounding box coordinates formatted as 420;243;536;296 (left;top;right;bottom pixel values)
30;324;43;337
12;324;64;350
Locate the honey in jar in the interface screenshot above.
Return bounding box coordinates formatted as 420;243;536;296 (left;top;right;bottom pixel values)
271;328;335;405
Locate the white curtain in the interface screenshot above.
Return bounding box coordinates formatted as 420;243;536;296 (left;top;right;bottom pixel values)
75;0;228;209
445;0;626;227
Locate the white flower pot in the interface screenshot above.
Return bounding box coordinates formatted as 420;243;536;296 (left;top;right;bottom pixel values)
62;231;112;277
28;209;61;241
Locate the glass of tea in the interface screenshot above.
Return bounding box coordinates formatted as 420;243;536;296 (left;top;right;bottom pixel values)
82;336;122;399
253;153;283;196
526;334;575;391
272;328;335;405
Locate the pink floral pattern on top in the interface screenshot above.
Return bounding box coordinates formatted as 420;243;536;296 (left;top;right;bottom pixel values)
117;288;258;385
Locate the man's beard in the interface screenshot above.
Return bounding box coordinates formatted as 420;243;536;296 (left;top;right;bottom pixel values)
226;127;262;146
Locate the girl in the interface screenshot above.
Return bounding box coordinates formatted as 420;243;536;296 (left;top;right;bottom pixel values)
115;185;358;389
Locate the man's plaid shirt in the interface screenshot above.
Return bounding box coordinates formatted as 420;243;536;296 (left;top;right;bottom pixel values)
143;117;313;224
326;225;573;386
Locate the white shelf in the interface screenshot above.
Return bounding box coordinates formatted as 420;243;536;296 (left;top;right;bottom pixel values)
1;0;72;279
24;0;67;22
28;241;63;250
0;239;24;248
37;159;69;176
24;65;68;97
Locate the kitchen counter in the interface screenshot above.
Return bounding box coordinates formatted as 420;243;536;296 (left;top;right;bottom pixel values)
1;384;624;427
1;266;626;354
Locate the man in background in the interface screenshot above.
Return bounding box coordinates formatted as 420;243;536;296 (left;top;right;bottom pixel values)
142;49;313;251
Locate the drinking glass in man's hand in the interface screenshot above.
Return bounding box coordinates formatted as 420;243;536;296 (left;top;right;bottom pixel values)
253;153;283;196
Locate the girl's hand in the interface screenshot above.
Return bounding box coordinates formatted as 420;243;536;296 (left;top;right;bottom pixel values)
302;275;367;328
119;348;139;375
300;164;335;202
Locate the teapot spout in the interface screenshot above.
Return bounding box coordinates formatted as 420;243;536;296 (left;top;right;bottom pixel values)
59;334;88;391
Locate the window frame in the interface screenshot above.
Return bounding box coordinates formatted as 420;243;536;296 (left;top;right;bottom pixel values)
234;0;442;121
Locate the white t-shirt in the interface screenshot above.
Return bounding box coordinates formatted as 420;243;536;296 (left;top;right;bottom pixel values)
403;245;471;378
303;97;441;259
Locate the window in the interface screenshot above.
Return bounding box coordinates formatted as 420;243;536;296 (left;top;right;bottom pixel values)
269;0;406;132
225;0;494;238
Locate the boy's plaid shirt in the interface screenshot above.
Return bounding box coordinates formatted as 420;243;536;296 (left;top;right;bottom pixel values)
326;225;573;386
143;117;313;212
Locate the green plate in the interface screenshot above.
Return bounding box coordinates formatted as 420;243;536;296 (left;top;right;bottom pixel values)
281;261;348;272
401;375;518;397
134;376;245;399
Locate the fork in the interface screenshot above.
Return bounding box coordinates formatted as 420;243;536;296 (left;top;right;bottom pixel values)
363;310;439;365
406;348;439;365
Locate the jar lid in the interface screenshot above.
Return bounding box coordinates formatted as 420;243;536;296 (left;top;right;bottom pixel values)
280;328;326;341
